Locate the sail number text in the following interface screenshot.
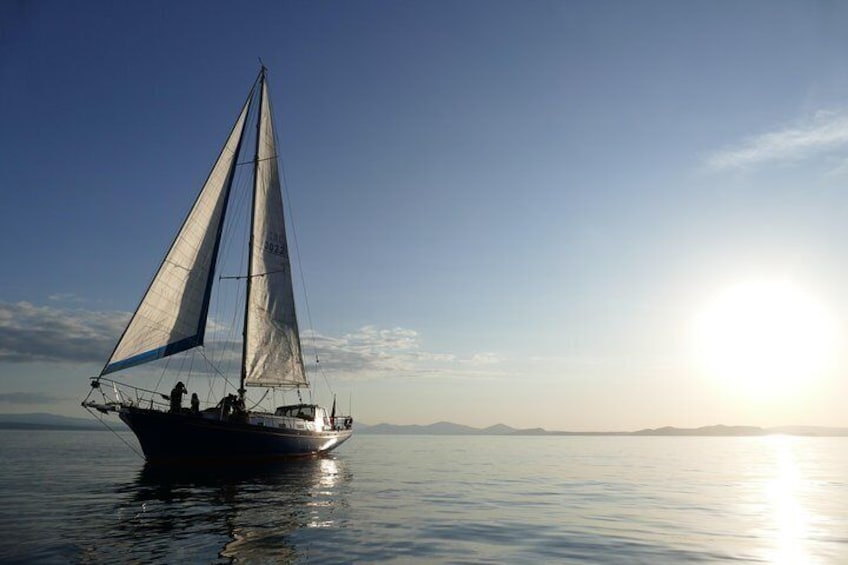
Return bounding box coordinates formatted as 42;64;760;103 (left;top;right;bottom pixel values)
263;240;287;258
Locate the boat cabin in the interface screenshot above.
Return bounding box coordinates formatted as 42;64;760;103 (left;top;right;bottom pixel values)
275;404;328;424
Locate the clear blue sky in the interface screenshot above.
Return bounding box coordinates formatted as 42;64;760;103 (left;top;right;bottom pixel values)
3;0;848;430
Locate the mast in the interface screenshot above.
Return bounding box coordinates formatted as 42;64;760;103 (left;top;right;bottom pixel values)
240;66;266;402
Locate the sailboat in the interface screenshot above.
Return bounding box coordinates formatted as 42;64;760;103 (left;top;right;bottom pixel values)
82;67;353;463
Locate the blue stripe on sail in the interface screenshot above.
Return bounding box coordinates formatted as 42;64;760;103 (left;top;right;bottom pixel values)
101;335;202;375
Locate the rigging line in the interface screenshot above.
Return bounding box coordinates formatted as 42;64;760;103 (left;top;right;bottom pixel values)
217;158;251;375
186;348;196;388
210;155;241;369
212;152;255;374
96;376;170;399
214;128;248;331
248;388;269;411
216;144;249;278
198;347;238;392
174;345;191;383
315;360;333;391
154;353;173;394
83;406;145;460
210;238;225;371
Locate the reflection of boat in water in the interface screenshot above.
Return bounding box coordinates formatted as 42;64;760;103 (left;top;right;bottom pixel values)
103;457;352;563
82;67;352;463
134;456;347;490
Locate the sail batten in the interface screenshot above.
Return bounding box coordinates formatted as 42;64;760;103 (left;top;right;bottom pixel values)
101;92;254;376
242;75;308;388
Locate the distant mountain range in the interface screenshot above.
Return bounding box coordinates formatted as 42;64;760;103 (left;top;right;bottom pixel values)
356;421;848;437
1;413;846;436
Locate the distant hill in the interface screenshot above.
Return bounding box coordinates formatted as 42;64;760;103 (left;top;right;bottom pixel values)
632;425;848;437
633;425;767;436
356;422;848;437
481;423;516;435
358;421;482;435
0;413;108;430
356;422;635;436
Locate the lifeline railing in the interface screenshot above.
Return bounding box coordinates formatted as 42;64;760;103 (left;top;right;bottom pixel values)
82;376;171;413
81;375;354;431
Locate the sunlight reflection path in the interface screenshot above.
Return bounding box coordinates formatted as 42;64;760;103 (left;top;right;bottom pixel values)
766;436;810;564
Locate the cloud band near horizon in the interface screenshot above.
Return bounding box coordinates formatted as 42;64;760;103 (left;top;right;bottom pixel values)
0;301;503;380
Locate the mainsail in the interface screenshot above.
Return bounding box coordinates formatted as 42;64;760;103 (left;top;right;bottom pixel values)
101;92;253;375
243;76;308;388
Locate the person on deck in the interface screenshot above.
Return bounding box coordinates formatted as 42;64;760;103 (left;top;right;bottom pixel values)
169;381;187;413
231;395;247;422
221;394;234;418
190;392;200;414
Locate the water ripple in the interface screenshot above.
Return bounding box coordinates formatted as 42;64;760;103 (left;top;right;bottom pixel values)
1;433;847;563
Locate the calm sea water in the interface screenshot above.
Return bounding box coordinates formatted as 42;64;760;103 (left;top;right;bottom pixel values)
1;431;846;564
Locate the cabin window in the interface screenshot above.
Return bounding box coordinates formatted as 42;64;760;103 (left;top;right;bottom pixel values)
275;404;316;420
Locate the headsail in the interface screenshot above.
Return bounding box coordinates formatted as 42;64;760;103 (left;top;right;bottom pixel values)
101;91;254;375
243;74;308;388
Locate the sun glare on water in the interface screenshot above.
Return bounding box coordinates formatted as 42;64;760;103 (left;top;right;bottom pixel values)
692;280;837;397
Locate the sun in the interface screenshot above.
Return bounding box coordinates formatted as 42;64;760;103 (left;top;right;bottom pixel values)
692;280;837;397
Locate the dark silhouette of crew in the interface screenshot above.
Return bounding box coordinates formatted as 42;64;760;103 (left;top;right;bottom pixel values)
169;381;187;413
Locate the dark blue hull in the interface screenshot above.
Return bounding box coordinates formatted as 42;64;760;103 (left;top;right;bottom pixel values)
119;407;352;464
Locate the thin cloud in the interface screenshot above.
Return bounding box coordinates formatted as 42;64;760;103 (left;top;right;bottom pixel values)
48;293;86;303
0;301;128;363
300;326;452;377
465;352;502;366
705;110;848;172
300;327;501;380
0;300;504;380
0;392;62;404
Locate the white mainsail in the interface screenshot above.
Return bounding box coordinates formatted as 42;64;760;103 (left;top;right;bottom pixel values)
101;95;253;375
243;78;308;388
